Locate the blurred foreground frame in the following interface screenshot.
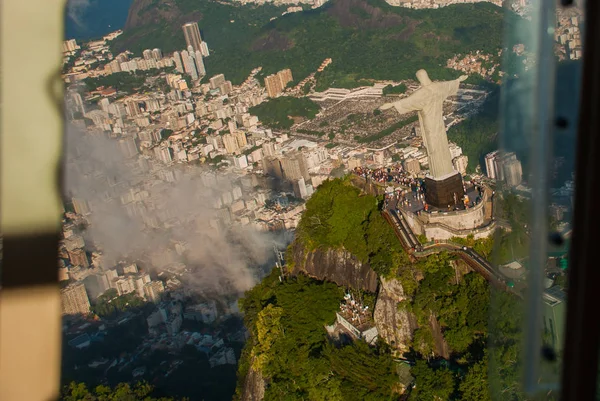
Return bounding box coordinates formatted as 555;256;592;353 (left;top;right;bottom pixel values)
561;0;600;400
0;0;65;400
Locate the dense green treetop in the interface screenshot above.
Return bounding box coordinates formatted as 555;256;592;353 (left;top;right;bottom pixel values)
91;288;146;318
236;269;400;401
383;83;407;95
296;177;407;277
248;96;320;130
61;381;177;401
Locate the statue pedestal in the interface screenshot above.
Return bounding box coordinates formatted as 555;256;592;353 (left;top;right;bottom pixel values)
424;172;465;209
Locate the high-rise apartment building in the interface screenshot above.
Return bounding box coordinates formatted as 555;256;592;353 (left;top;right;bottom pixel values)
182;22;203;52
108;59;122;73
152;48;163;60
133;273;152;298
293;177;308;199
61;283;90;315
452;155;469;176
485;150;522;186
209;74;226;90
222;133;240;154
262;142;277;157
105;269;118;287
72;197;91;215
278;68;293;86
62;39;79;53
115;277;136;296
68;248;89;268
484;150;502;180
264;69;294;98
70;93;85;114
125;101;142;117
144;281;165;302
193;51;206;76
262;156;285;180
172;51;184;73
219;81;233;95
280;153;309;182
181;22;202;51
502;153;523;187
448;143;463;159
234;154;249;169
181;50;199;80
143;49;153;60
200;41;210;57
234;131;247;148
264;74;283;98
154;146;173;164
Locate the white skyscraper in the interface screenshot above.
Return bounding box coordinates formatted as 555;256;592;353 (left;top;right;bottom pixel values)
200;41;210;57
152;48;163;60
193;50;206;76
172;51;184;73
502;152;523;187
484;151;501;180
181;50;198;80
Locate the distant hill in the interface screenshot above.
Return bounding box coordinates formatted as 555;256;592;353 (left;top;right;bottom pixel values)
112;0;518;85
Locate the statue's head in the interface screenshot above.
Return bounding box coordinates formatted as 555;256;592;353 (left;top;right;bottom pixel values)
416;69;432;86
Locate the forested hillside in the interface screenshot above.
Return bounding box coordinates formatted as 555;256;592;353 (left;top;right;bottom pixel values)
113;0;518;85
236;178;526;400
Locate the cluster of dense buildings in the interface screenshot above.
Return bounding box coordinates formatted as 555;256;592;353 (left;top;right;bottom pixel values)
264;68;294;98
62;23;209;84
230;0;501;8
384;0;501;9
233;0;326;7
59;228;167;315
446;50;501;82
555;8;583;61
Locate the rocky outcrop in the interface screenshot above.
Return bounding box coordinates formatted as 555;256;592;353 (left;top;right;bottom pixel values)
374;277;417;353
288;239;378;293
429;313;450;359
240;361;265;401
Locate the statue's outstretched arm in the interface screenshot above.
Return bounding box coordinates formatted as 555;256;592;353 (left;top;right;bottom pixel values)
379;97;420;115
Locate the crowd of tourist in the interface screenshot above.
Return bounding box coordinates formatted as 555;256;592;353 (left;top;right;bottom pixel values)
353;165;486;212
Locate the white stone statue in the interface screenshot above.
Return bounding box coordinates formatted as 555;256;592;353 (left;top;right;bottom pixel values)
380;69;468;180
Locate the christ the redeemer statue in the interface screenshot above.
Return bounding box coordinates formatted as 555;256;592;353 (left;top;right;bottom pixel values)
380;70;468;208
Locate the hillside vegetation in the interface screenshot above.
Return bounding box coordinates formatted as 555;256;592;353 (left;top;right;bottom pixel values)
113;0;517;85
237;177;526;400
236;270;400;401
296;178;407;277
249;96;320;129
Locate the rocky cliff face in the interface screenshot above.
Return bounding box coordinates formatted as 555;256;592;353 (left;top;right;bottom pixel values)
374;277;417;353
288;240;379;293
240;361;265;401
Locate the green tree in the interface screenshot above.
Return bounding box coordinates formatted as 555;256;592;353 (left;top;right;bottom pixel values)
249;97;320;130
459;356;491;401
409;361;456;401
61;381;176;401
383;83;407;95
251;304;284;374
